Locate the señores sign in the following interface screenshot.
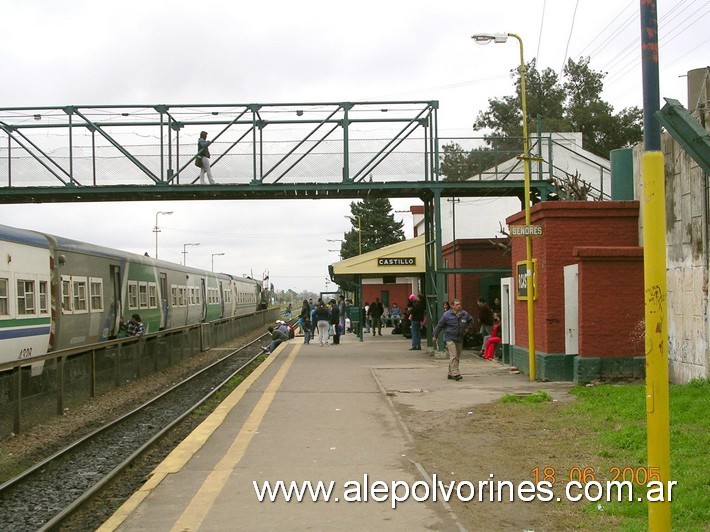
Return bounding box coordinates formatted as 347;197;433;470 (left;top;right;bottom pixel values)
509;225;543;237
378;257;416;266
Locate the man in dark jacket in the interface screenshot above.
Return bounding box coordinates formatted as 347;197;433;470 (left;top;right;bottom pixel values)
329;299;341;344
408;294;426;350
263;325;288;353
368;298;384;336
433;299;473;381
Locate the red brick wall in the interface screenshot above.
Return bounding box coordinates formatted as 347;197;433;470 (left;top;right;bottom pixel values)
362;284;412;310
441;239;511;312
507;201;641;354
575;247;644;357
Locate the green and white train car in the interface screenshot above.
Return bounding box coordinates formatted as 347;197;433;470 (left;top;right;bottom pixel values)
0;224;268;368
0;225;52;368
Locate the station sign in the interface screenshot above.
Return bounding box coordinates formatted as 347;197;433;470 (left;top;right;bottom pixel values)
509;224;543;237
378;257;416;266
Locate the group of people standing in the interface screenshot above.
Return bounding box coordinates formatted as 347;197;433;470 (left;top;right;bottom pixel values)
263;293;503;383
298;296;348;347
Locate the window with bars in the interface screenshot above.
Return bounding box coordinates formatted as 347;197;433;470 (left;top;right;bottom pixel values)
73;279;87;312
90;278;103;311
17;280;36;315
0;278;9;316
128;282;138;309
139;282;148;308
148;283;158;308
62;278;71;312
39;281;48;314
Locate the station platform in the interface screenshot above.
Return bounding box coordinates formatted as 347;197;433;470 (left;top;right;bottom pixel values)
99;330;573;531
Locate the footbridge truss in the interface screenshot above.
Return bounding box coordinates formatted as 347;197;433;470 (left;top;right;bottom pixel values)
0;101;554;204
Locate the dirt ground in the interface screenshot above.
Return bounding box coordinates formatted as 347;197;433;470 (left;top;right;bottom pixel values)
383;357;614;531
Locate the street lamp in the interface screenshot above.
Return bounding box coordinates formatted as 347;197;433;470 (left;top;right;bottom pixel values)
344;215;362;255
472;31;536;381
211;252;225;272
153;211;173;259
182;242;200;266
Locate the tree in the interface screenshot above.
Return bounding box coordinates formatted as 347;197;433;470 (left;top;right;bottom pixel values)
472;57;642;159
340;197;405;259
440;142;508;181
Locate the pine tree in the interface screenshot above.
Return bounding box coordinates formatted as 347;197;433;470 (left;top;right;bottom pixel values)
340;198;405;259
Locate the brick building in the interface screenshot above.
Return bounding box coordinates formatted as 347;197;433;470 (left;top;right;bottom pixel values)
506;201;645;381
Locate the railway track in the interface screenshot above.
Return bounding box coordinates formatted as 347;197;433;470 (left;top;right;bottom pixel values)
0;336;270;531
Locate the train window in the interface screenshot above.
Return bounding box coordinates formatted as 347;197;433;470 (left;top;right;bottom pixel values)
90;278;103;312
128;282;138;310
73;278;88;312
178;286;187;307
39;281;49;314
17;280;36;315
139;282;148;308
0;278;8;316
148;283;157;308
61;277;71;312
171;285;178;306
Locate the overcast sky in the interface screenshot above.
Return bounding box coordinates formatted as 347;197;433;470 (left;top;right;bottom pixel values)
1;0;708;293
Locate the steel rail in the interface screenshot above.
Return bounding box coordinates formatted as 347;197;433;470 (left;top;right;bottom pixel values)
0;334;269;530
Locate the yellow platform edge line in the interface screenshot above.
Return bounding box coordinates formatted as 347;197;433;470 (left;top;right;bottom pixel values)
170;342;301;531
97;341;294;532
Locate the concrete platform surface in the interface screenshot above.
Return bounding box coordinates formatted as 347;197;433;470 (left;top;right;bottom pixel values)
99;331;573;532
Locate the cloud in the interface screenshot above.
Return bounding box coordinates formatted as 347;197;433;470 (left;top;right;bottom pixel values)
1;0;707;292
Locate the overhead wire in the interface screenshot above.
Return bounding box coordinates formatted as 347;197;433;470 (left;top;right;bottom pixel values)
535;0;547;62
574;0;637;59
604;1;709;86
560;0;581;75
601;0;699;75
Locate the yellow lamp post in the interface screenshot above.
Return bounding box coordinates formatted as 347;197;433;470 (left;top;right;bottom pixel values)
345;215;362;255
472;32;536;380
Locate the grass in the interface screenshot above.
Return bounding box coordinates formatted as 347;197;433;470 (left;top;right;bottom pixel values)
500;389;553;404
556;378;710;530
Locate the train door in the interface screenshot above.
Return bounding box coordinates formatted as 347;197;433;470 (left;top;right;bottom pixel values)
200;278;207;322
159;272;168;330
110;265;122;337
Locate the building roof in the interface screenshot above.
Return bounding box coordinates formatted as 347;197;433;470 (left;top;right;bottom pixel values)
330;235;425;285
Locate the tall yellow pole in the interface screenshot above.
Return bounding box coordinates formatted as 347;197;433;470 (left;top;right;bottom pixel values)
642;153;671;528
640;1;671;527
510;33;536;381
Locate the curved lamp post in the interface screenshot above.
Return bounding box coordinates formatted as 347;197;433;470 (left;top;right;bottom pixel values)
154;210;173;259
211;252;224;272
182;242;199;266
472;32;536;381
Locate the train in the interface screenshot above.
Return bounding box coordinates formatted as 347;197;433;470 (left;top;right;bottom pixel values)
0;223;272;370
